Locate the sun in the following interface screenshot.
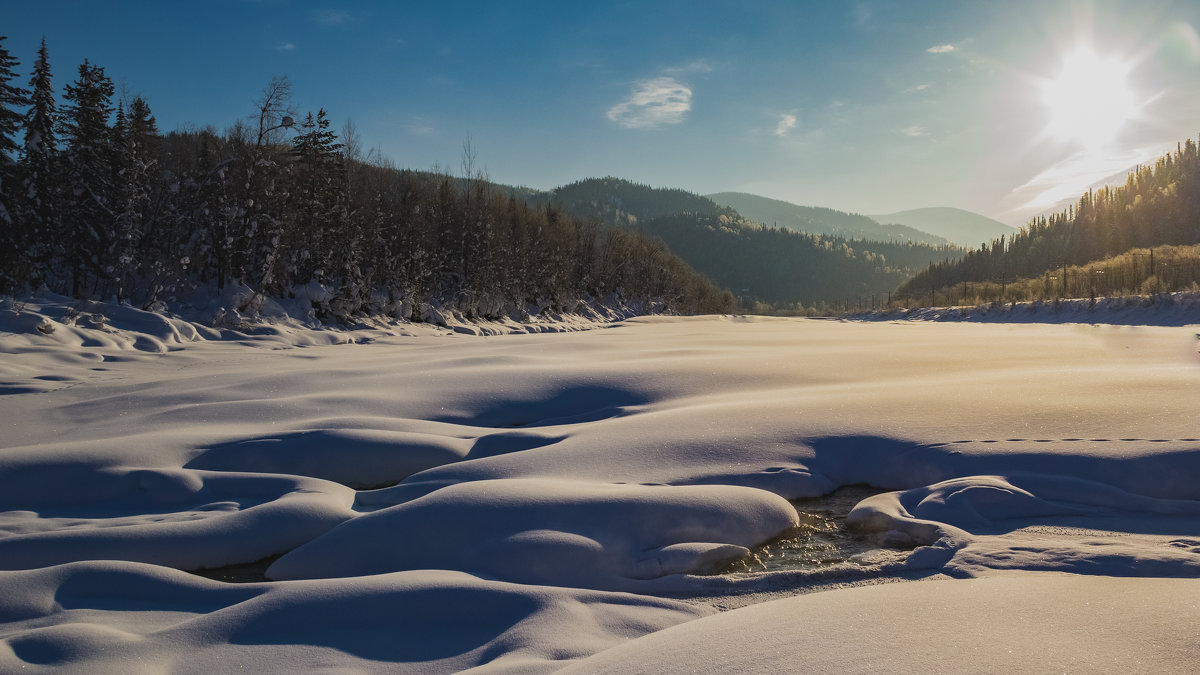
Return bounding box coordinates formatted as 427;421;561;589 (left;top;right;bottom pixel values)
1040;48;1138;150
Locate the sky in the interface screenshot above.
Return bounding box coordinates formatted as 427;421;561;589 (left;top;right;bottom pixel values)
5;0;1200;226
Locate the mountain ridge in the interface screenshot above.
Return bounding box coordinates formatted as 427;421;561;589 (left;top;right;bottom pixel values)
707;192;952;246
868;207;1015;248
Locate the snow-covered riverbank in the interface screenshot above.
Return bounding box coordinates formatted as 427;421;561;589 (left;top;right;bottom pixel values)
2;297;1199;672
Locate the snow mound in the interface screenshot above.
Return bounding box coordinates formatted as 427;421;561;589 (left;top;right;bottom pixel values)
0;562;708;673
3;309;1200;670
0;462;355;571
267;478;800;589
847;472;1200;574
185;428;472;487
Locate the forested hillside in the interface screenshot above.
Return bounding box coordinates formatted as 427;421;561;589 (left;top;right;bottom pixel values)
0;39;732;320
521;179;964;309
709;192;951;245
537;177;735;225
899;137;1200;301
640;214;961;308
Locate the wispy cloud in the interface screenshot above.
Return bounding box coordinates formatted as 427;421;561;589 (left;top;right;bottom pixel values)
607;77;692;129
776;113;797;137
851;4;873;27
1169;22;1200;61
902;125;928;137
274;42;296;52
927;44;955;54
405;116;436;136
316;9;351;26
906;83;932;93
664;59;714;74
1006;145;1173;214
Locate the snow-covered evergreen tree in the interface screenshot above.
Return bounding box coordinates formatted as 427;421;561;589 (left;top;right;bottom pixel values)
59;59;115;297
0;36;30;289
286;108;345;293
110;96;161;304
19;38;57;288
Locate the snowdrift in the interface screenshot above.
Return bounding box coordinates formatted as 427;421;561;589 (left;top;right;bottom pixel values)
2;293;1199;671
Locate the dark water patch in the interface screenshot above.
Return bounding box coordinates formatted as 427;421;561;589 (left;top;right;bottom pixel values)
190;554;282;583
716;485;904;574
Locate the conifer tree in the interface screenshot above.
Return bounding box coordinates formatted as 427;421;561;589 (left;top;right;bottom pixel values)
0;36;29;289
287;108;345;290
19;38;57;288
59;59;115;297
109;96;162;304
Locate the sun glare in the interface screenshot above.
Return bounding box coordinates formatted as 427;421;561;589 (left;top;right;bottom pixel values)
1041;48;1138;150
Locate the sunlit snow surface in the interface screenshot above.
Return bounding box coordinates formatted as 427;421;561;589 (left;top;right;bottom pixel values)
2;293;1200;672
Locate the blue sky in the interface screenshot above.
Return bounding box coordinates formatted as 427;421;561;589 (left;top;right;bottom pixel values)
5;0;1200;225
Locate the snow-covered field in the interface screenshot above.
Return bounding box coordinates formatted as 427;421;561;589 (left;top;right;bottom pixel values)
2;293;1199;672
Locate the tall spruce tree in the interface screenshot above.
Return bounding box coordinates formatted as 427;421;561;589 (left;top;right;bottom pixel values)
20;38;57;288
287;108;345;289
0;36;30;289
59;59;115;297
110;96;161;304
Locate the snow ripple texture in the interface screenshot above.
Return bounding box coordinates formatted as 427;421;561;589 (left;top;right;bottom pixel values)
2;293;1199;672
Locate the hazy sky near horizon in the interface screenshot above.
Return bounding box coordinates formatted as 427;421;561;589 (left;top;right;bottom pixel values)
6;0;1200;226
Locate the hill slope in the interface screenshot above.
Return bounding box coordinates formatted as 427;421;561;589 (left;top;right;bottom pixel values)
708;192;950;245
639;214;961;308
541;177;735;226
869;207;1014;248
898;137;1200;302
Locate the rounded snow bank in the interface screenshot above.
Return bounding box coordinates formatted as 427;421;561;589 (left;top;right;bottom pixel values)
185;428;471;487
0;462;356;571
0;562;708;674
267;478;800;589
561;574;1200;674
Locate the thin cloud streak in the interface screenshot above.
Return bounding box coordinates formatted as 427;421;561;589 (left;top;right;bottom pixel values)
405;116;436;136
607;77;692;129
664;59;714;74
316;10;352;26
1002;143;1177;221
776;113;797;136
927;44;955;53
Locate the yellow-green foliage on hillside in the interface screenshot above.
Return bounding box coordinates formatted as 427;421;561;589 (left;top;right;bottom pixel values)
896;244;1200;308
899;137;1200;305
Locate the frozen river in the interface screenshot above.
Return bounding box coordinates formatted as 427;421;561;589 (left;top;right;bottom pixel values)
2;299;1199;672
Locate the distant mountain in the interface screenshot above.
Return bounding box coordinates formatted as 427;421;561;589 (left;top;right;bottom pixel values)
482;176;965;308
868;207;1014;248
707;192;952;246
640;214;962;308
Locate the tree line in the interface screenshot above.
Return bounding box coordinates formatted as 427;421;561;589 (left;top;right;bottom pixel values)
898;137;1200;303
0;37;733;321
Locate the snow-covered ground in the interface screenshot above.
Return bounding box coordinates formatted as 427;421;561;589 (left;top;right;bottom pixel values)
2;293;1199;672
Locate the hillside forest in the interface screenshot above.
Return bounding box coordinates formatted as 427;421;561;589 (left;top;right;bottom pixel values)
899;139;1200;306
4;34;1200;320
0;39;733;321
